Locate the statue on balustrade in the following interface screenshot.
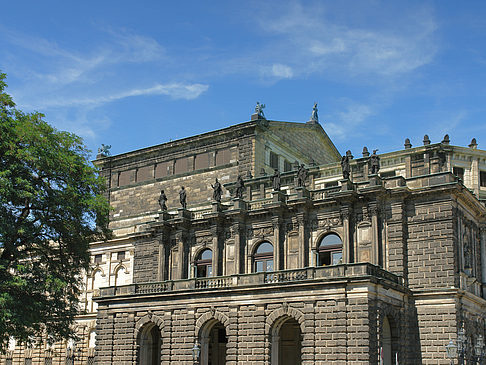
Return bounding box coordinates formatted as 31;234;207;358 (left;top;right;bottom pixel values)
179;186;187;209
235;175;245;199
211;178;223;202
369;150;380;175
341;155;350;180
272;169;281;191
158;189;168;211
297;164;308;187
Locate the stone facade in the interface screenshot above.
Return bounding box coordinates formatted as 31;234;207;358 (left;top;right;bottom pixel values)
3;118;486;365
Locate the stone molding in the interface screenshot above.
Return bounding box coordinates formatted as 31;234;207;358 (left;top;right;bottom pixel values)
195;309;230;336
265;303;305;333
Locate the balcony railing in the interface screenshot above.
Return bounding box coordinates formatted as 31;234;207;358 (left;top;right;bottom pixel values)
96;263;403;298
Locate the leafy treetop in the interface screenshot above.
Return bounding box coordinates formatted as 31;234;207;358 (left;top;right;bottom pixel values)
0;71;111;352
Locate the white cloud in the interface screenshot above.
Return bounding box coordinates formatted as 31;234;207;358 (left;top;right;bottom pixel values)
254;1;438;79
326;102;375;139
30;83;209;109
271;64;294;79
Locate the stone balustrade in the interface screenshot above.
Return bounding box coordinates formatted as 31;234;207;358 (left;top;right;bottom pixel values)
95;262;403;298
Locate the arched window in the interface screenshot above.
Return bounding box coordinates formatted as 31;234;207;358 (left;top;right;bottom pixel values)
199;320;227;365
382;316;392;365
318;234;343;266
196;249;213;278
114;266;128;286
138;324;161;365
254;242;274;272
271;317;302;365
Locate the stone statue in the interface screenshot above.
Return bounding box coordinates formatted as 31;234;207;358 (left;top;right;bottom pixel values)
98;144;112;156
211;178;223;202
341;155;350;180
235;175;245;199
255;102;266;119
158;189;167;211
297;164;308;187
179;186;187;209
370;150;380;175
272;169;281;191
310;103;318;122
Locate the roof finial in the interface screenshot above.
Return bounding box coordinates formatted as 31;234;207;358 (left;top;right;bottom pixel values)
307;102;319;124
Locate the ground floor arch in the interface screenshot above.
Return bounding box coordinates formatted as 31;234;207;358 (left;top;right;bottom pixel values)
271;316;302;365
199;319;227;365
137;322;161;365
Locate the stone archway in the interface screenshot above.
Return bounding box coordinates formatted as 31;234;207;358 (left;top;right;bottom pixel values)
198;319;227;365
270;316;302;365
137;322;161;365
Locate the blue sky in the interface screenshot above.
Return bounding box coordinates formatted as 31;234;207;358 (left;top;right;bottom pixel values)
1;0;486;159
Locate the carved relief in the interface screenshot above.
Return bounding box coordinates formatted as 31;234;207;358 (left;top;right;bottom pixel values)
317;216;342;230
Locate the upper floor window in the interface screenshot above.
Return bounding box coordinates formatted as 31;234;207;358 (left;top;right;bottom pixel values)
453;166;464;181
196;249;213;278
318;234;343;266
254;242;274;272
270;151;279;169
284;160;292;172
480;171;486;187
94;254;102;264
116;251;125;261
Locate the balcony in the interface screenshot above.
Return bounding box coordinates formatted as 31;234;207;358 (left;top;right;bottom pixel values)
96;262;403;299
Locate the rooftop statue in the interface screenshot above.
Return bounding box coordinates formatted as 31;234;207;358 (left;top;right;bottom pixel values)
255;102;266;119
310;103;318;123
158;189;168;211
235;175;245;199
211;178;223;202
98;144;111;156
369;149;380;175
297;164;308;187
272;169;281;191
179;186;187;209
341;155;350;180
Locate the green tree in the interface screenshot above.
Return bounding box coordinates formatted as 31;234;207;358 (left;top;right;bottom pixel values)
0;72;111;351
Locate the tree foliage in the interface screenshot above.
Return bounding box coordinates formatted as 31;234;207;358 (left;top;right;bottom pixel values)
0;72;111;351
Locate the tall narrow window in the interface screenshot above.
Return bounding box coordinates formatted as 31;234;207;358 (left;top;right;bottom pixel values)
270;151;279;169
453;166;464;181
254;242;274;272
318;234;343;266
196;249;213;278
480;171;486;187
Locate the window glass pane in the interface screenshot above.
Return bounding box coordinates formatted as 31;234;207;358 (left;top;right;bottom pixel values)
332;252;343;265
320;234;342;247
319;252;331;266
207;265;212;277
256;261;264;272
266;260;274;272
200;249;212;260
256;242;273;254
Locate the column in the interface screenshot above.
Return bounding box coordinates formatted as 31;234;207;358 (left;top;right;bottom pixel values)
211;226;221;276
369;202;380;266
232;222;243;274
272;217;282;270
297;213;307;268
340;206;352;263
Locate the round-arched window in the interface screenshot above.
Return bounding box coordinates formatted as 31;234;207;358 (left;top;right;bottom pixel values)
254;242;274;272
318;234;343;266
196;249;213;277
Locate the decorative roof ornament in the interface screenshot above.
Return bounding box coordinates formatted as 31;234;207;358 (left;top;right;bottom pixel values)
469;138;478;149
308;102;319;124
404;138;412;149
97;144;112;157
251;102;266;120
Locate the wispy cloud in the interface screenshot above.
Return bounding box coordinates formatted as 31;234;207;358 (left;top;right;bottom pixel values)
326;102;375;139
33;83;209;108
210;1;437;84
